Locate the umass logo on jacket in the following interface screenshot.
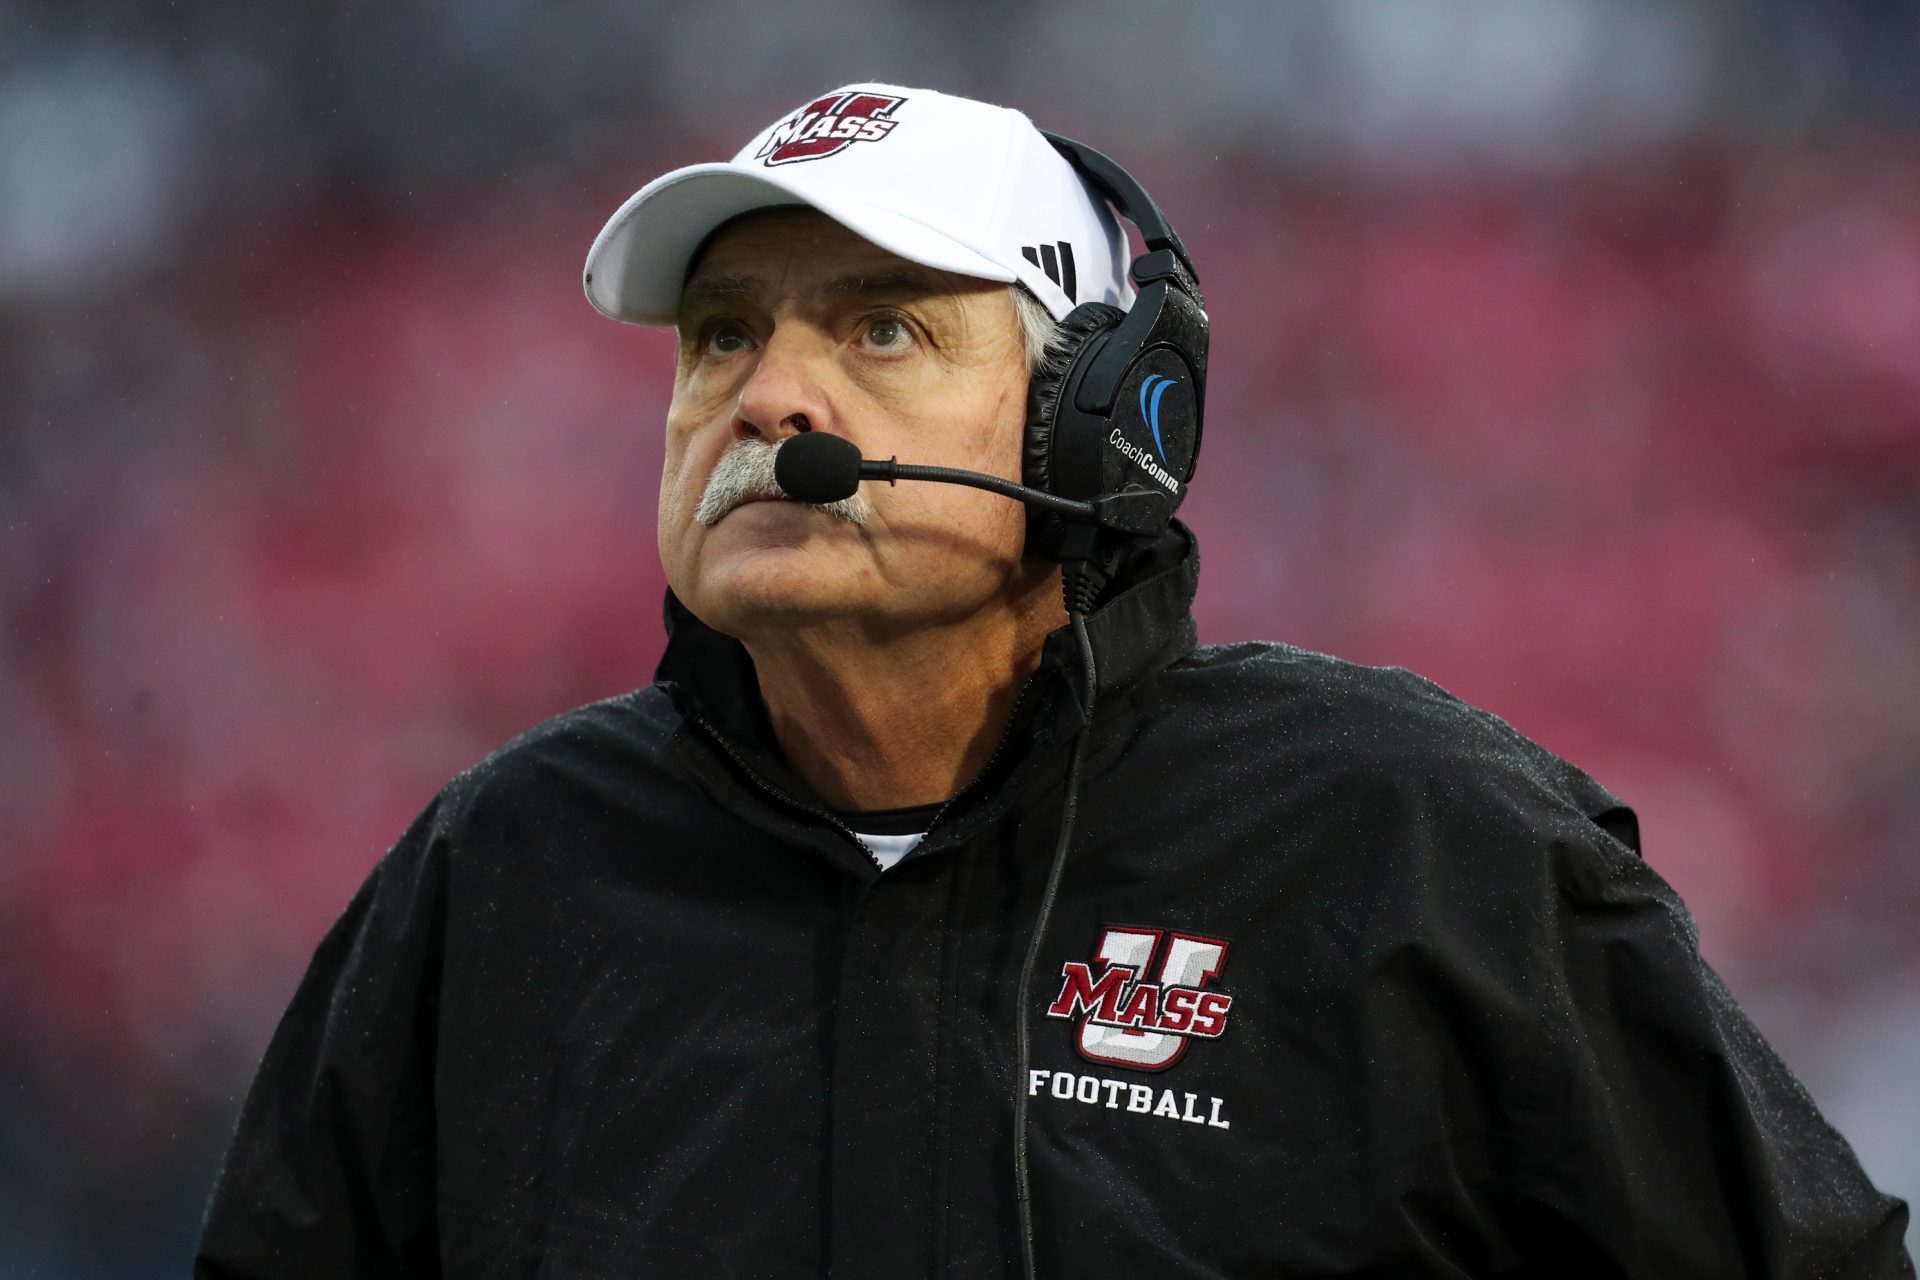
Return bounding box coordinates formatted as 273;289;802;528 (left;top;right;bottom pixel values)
755;91;906;166
1046;925;1233;1070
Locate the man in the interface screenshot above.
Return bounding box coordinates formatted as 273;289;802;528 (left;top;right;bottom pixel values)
197;85;1912;1278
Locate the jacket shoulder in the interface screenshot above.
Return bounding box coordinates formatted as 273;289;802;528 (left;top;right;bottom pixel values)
428;684;685;836
1159;640;1634;848
1166;640;1555;772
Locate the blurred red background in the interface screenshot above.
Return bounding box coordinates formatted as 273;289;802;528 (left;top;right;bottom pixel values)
2;2;1916;1272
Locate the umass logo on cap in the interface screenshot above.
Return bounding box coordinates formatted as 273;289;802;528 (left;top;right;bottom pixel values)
756;91;907;167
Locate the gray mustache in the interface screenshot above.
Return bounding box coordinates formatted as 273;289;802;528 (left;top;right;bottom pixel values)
694;438;872;528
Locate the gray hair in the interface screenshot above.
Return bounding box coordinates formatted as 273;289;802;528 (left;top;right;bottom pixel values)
1010;285;1067;379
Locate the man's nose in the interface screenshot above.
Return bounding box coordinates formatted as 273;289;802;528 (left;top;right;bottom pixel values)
733;330;830;443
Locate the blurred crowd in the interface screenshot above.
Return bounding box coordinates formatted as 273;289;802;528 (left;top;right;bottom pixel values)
2;0;1917;1273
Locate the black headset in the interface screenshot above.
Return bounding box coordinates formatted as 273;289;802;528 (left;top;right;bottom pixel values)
1021;133;1209;584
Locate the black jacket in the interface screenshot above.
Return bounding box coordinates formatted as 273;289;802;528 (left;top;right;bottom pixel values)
197;528;1912;1278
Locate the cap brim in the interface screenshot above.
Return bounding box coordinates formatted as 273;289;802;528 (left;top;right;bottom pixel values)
583;163;1017;326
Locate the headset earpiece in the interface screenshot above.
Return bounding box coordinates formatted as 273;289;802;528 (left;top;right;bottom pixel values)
1023;301;1125;560
1020;135;1209;568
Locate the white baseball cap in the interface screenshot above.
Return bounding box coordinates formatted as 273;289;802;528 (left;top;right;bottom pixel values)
582;84;1135;326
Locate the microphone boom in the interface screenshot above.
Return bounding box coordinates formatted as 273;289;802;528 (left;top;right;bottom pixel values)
774;433;1164;534
857;458;1096;521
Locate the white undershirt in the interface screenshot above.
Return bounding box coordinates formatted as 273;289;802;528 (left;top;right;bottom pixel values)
853;831;927;871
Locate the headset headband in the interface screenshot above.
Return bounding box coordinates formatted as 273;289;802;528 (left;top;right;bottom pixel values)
1040;132;1203;296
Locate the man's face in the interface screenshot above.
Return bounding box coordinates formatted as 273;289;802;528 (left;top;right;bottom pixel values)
660;207;1039;641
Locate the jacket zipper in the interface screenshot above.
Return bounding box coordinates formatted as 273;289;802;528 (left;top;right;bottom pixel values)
683;707;885;871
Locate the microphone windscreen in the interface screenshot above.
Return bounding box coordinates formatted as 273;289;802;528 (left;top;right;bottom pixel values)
774;433;863;503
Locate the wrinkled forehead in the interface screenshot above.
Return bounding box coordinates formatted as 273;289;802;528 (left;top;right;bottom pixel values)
678;206;1001;322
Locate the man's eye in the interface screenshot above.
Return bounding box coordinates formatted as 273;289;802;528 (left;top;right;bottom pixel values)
861;316;916;352
705;322;754;356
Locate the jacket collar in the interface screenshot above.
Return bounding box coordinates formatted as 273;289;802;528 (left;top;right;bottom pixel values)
653;522;1201;811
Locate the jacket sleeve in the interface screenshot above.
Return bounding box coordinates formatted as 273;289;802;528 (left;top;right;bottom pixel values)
1507;825;1914;1278
194;795;452;1279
